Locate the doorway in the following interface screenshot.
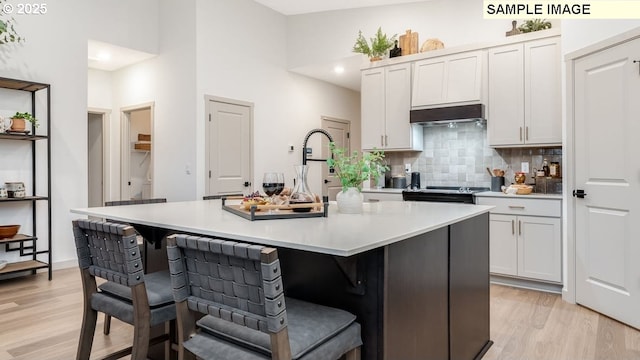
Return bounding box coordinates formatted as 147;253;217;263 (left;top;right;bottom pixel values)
87;109;110;207
321;117;351;201
121;103;154;201
205;96;253;196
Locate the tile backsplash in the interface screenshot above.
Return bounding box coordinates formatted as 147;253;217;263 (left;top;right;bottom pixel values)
380;122;562;192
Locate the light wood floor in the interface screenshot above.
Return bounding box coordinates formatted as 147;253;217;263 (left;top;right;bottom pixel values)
1;268;640;360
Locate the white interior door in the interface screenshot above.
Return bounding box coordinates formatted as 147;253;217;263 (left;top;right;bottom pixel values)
206;97;252;196
574;37;640;329
321;117;350;201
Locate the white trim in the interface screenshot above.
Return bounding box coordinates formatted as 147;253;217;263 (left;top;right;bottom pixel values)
563;56;576;304
88;107;111;204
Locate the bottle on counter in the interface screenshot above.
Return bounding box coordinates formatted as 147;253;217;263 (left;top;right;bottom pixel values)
550;162;560;177
542;159;550;177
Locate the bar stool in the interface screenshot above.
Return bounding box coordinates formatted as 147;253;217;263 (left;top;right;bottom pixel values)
72;219;176;360
166;234;362;360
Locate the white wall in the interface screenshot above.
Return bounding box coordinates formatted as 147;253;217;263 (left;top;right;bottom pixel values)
562;20;640;55
86;0;160;55
194;0;360;195
0;0;89;266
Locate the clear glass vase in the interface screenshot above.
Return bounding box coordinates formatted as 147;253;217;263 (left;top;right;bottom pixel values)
290;165;315;208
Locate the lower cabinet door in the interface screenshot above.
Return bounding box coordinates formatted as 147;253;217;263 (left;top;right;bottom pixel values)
489;214;518;276
517;215;561;282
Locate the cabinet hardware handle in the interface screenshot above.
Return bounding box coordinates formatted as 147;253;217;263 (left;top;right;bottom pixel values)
520;127;523;141
512;219;515;235
519;220;522;236
526;126;529;141
508;205;525;209
385;135;388;146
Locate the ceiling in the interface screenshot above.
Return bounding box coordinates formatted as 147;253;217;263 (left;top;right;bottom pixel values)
253;0;423;15
88;40;156;72
88;1;420;90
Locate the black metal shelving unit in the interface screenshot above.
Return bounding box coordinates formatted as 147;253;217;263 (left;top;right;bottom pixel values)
0;77;52;280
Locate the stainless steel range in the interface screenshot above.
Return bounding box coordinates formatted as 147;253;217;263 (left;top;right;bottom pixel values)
402;186;489;204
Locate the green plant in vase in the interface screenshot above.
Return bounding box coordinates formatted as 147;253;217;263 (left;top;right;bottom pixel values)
327;142;388;192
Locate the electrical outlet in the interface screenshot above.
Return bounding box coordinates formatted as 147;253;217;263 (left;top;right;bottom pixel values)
521;162;529;173
288;144;294;152
405;163;411;174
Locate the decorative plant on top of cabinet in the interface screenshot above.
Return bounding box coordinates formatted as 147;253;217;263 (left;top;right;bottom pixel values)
353;27;397;61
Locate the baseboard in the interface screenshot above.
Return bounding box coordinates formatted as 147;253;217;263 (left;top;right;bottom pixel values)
52;259;78;270
490;274;562;294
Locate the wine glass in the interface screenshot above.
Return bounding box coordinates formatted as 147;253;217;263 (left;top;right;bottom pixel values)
262;172;279;197
274;173;285;196
272;173;285;211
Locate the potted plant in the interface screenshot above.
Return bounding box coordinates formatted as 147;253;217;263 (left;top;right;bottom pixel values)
352;27;397;61
0;0;24;45
10;112;38;132
518;19;552;33
327;142;389;213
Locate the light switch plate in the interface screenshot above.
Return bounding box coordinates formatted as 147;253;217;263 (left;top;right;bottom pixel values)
521;162;529;173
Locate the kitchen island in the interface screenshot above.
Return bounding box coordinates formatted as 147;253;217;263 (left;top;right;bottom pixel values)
71;200;493;360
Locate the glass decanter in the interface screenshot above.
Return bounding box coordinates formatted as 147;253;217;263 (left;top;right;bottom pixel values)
290;165;315;210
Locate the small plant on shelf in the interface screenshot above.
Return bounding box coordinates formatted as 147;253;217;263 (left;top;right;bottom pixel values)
518;19;552;33
11;112;38;130
352;27;397;61
327;142;389;192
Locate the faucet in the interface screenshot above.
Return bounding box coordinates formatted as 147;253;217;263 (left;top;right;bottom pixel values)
302;128;334;165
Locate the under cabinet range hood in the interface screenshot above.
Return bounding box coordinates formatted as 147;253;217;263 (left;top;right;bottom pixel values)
410;104;485;126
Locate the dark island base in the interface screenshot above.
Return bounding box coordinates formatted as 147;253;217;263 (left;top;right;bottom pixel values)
279;212;492;360
136;213;491;360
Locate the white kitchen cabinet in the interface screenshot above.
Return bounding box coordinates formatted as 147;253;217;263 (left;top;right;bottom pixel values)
411;50;485;108
477;196;561;284
488;37;561;147
361;191;402;202
361;63;422;151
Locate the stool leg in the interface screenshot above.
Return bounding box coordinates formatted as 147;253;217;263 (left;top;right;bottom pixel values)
344;346;361;360
103;314;111;335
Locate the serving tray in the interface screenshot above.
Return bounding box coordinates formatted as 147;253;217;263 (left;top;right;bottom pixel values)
221;197;328;221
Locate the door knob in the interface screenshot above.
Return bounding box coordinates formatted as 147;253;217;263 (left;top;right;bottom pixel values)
324;179;331;184
572;189;586;198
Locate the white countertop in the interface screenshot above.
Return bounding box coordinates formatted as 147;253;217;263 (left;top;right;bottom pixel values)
71;200;492;257
475;191;562;200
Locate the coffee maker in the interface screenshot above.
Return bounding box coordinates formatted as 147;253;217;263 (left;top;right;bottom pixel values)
410;172;421;189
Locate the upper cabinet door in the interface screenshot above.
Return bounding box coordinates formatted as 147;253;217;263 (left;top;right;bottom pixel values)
487;36;561;147
412;58;447;106
385;63;414;150
525;37;561;145
488;43;525;146
412;50;485;108
361;67;386;150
